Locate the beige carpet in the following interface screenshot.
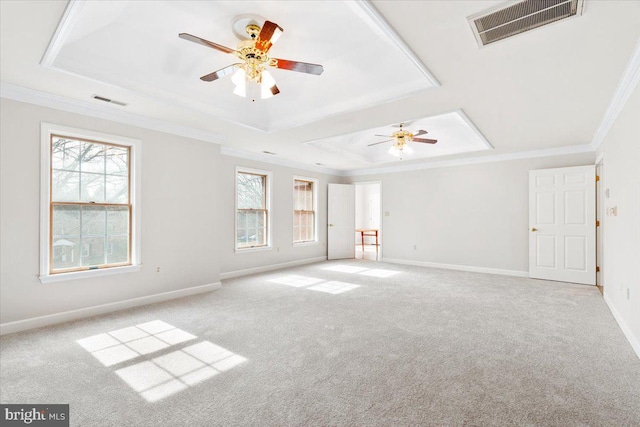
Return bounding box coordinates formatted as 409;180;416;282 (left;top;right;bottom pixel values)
1;260;639;426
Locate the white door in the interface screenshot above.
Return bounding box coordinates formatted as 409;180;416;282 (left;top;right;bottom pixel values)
529;165;596;285
328;183;355;260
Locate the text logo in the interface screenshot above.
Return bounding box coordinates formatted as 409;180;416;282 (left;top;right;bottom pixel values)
1;405;68;426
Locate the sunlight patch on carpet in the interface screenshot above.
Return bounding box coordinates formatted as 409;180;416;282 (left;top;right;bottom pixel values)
322;265;368;273
267;275;325;287
307;281;361;295
77;322;246;402
358;269;400;278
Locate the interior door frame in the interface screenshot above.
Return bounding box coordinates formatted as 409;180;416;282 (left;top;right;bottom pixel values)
596;158;604;288
353;180;383;260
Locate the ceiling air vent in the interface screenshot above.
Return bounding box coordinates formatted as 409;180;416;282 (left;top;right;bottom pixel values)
92;95;127;107
468;0;585;47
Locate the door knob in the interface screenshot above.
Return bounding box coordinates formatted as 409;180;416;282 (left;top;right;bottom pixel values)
531;227;538;232
328;224;334;227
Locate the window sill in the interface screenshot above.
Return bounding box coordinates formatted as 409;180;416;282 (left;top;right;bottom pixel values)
293;241;319;247
235;246;273;254
40;264;141;284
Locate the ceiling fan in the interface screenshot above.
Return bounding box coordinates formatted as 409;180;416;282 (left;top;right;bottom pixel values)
179;20;324;101
368;123;438;158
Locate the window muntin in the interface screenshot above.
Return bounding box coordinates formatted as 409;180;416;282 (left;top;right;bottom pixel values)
294;179;316;244
236;171;269;249
50;135;131;273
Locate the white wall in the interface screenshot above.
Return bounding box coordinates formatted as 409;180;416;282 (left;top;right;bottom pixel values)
0;99;221;327
219;155;341;277
597;83;640;356
348;152;595;274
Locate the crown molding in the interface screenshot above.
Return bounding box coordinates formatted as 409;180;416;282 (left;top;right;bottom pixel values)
0;82;225;144
343;144;595;177
350;1;440;88
220;146;342;176
3;82;597;178
41;0;85;67
591;38;640;150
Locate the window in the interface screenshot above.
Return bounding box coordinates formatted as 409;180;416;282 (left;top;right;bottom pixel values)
293;177;318;244
236;168;271;250
40;123;141;282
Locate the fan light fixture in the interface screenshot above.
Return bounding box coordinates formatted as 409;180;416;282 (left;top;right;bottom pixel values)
230;24;281;101
179;20;323;102
388;140;413;158
367;123;438;160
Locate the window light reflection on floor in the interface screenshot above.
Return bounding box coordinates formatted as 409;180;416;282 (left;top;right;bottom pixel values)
322;265;368;273
322;265;400;278
358;269;400;278
307;281;360;295
267;275;325;287
76;320;196;367
77;321;246;403
116;342;246;402
268;275;360;295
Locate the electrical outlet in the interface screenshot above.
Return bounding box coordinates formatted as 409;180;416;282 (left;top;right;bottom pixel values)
156;267;160;273
413;244;417;250
384;211;390;217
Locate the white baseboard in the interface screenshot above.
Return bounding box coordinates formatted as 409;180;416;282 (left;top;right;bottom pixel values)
221;257;327;280
382;258;529;278
603;293;640;360
0;282;222;336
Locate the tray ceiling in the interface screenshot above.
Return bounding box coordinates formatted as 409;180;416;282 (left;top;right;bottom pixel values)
305;110;492;169
43;0;438;132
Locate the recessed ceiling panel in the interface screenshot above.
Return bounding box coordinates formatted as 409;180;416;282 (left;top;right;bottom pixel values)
305;111;492;168
44;0;438;132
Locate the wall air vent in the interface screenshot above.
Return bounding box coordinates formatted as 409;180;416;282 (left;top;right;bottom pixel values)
468;0;585;47
91;95;127;107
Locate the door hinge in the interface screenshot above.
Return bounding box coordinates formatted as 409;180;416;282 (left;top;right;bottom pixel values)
596;266;600;272
596;175;600;182
596;220;600;227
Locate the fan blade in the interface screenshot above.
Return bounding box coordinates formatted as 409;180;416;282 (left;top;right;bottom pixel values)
269;84;280;97
255;21;283;53
272;58;324;75
374;134;391;138
200;64;241;82
413;138;438;144
413;130;428;136
179;33;236;54
367;139;392;146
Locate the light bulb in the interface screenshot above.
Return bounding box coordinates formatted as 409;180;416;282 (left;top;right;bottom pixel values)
231;68;246;97
260;70;277;99
388;145;400;157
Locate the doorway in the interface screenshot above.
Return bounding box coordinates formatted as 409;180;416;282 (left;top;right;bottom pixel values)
354;182;382;260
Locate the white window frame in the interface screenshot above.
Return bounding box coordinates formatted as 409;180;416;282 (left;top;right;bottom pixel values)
292;175;319;246
235;166;272;253
39;123;142;283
